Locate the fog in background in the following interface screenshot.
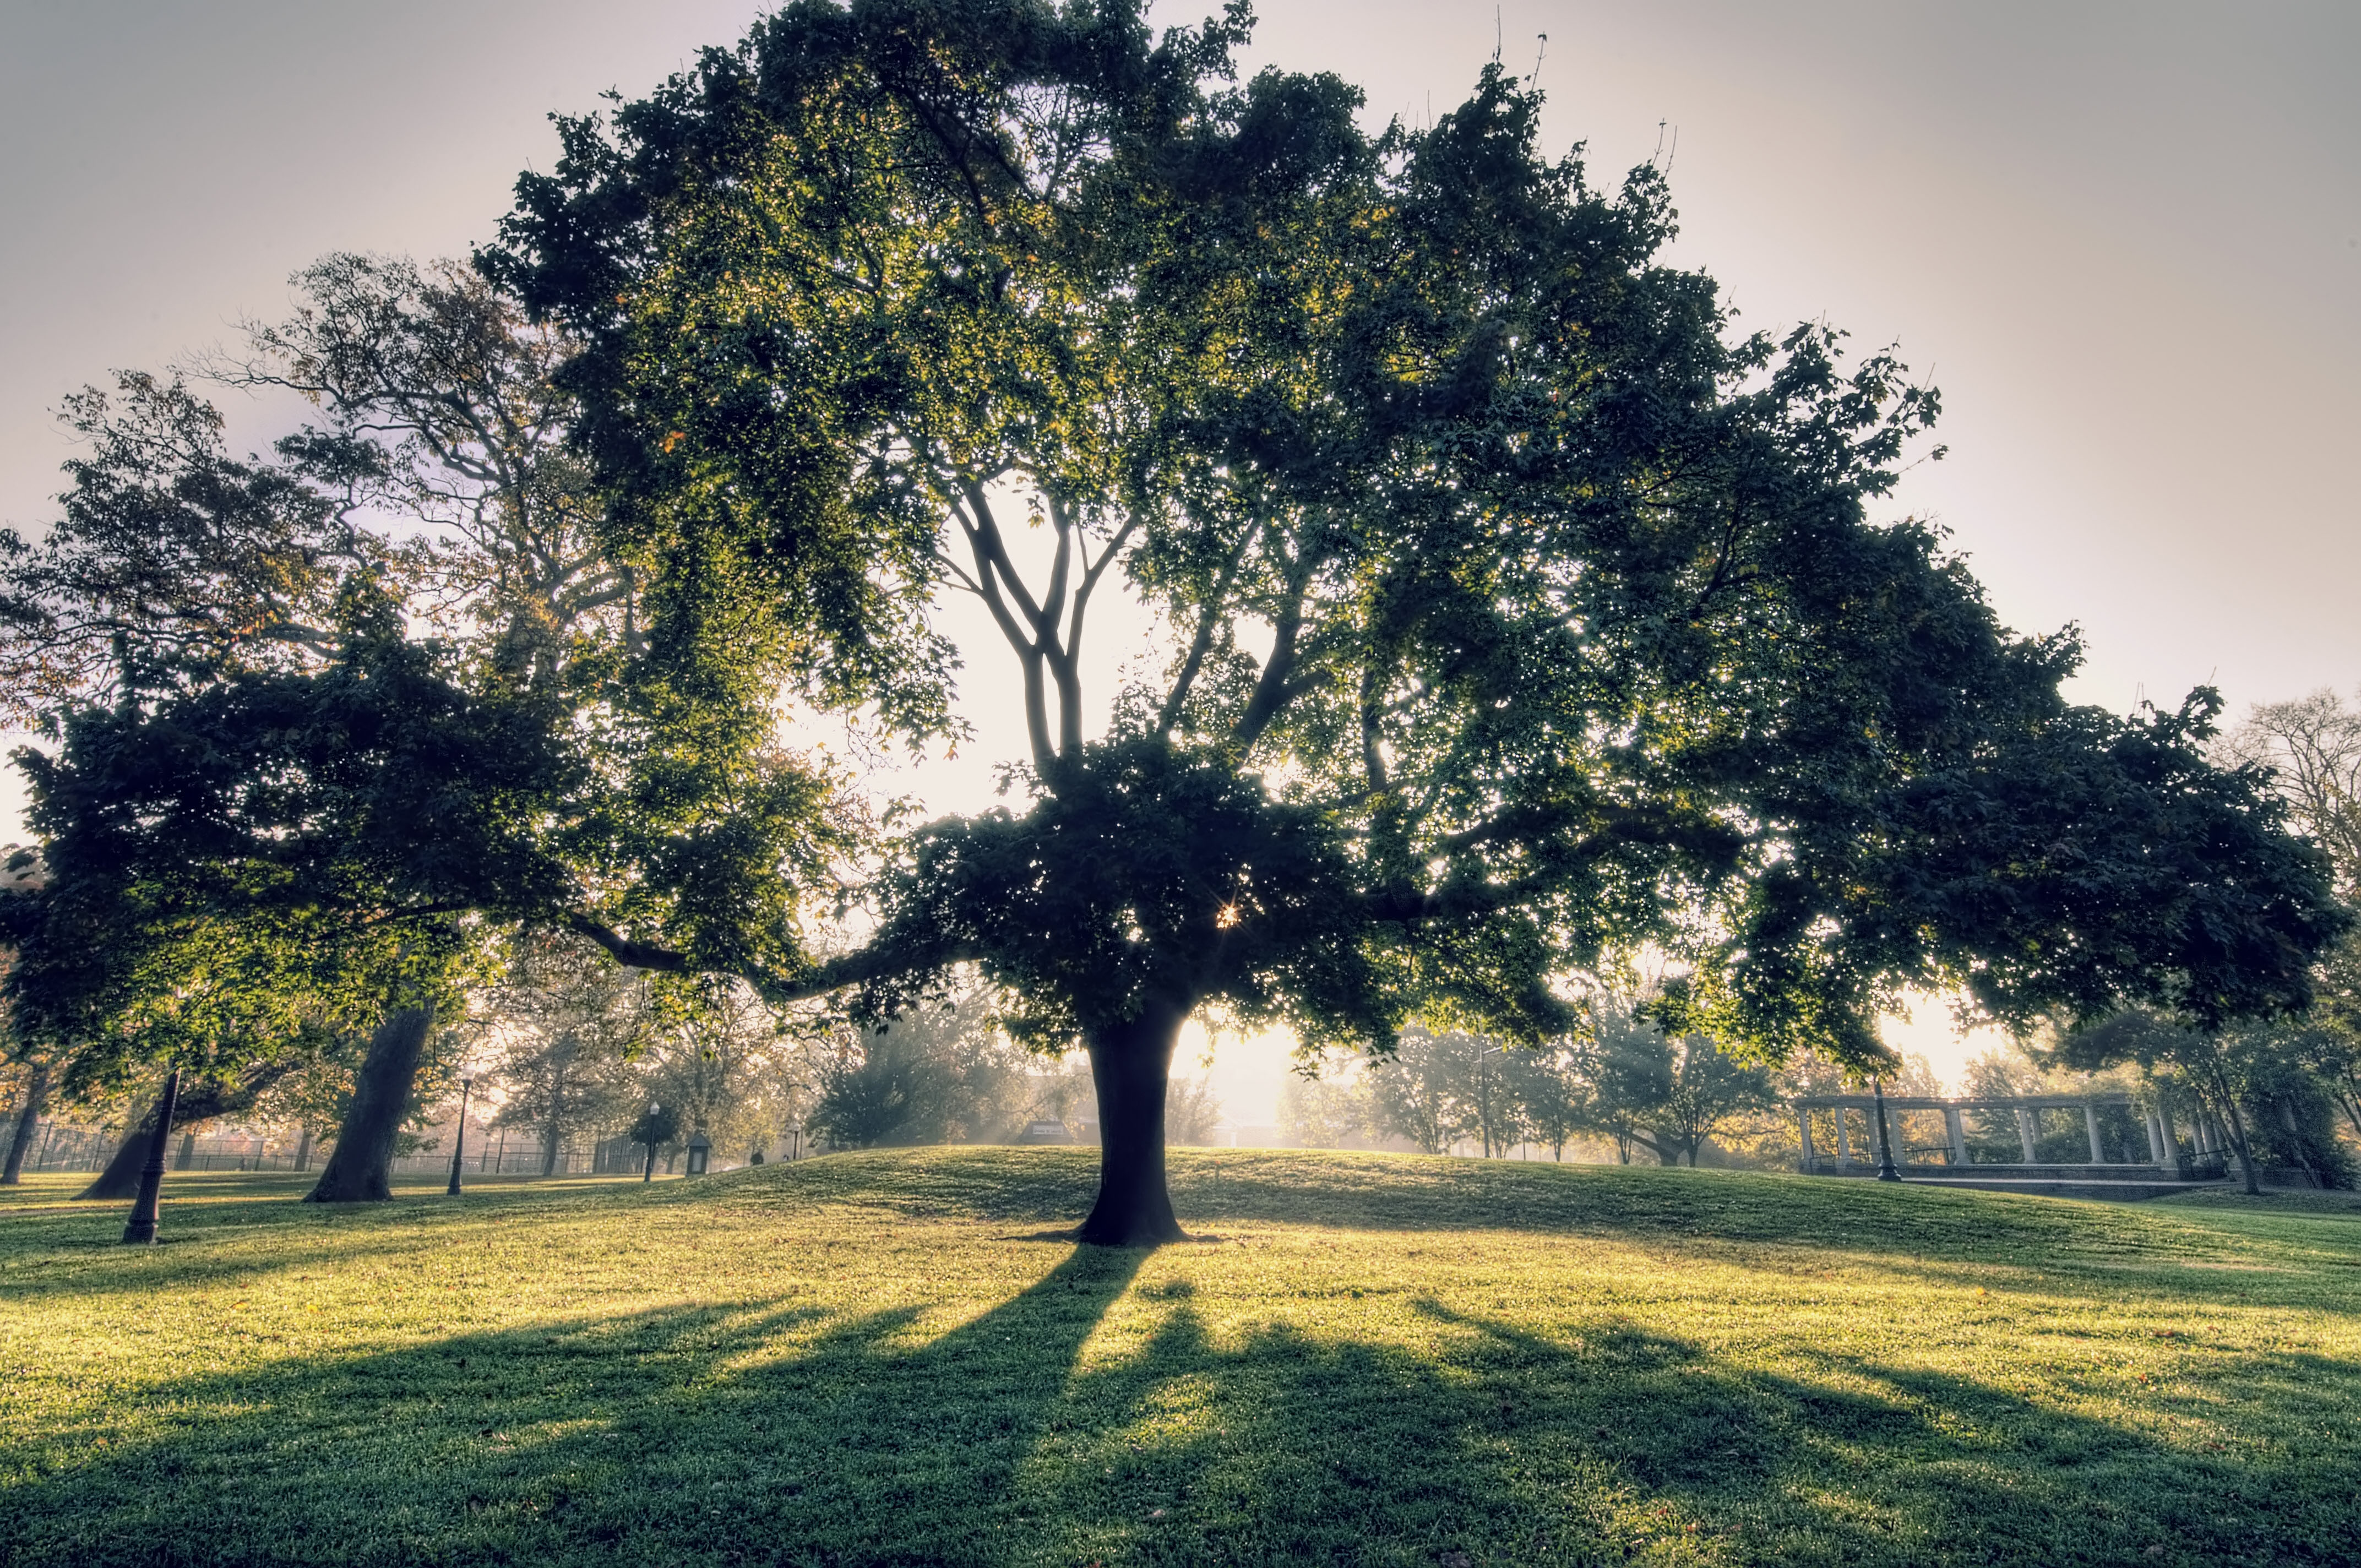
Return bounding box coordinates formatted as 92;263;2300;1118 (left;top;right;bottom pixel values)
5;1;2355;1111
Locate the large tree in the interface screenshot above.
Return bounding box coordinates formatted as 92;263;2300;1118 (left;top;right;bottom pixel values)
473;0;2334;1242
0;250;865;1201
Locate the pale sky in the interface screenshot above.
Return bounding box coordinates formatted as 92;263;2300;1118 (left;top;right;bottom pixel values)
4;1;2355;1107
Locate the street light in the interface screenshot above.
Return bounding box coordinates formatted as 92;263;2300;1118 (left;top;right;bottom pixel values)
1870;1075;1902;1183
447;1075;475;1197
121;1069;182;1245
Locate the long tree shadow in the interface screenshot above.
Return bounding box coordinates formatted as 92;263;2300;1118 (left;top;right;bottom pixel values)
0;1243;1147;1567
10;1233;2359;1566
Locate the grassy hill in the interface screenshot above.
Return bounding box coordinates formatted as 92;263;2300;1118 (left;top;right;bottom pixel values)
2;1148;2357;1566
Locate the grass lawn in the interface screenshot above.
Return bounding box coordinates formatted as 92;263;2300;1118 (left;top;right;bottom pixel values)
3;1150;2358;1567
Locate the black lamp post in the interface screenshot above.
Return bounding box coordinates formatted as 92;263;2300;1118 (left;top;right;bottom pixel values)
121;1069;181;1244
1870;1075;1902;1183
447;1076;475;1197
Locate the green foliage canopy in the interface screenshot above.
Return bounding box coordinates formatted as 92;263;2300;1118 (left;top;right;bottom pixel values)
493;0;2342;1087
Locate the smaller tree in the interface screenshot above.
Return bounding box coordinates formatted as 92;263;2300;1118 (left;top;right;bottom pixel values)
1364;1030;1465;1156
1164;1077;1224;1146
1650;1037;1779;1168
482;934;650;1175
1279;1072;1375;1150
1575;998;1775;1167
2055;1011;2271;1193
810;993;1025;1148
1503;1044;1590;1162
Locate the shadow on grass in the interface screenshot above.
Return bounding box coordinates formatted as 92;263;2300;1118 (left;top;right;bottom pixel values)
8;1240;2359;1566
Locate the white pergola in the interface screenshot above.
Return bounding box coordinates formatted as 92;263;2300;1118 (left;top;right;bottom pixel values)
1789;1093;2205;1173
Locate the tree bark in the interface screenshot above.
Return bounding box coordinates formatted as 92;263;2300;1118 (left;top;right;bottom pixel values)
306;1005;436;1203
1076;1001;1189;1247
2;1062;50;1184
293;1126;313;1172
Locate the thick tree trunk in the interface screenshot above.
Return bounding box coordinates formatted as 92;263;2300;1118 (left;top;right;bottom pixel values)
293;1127;313;1172
1076;1002;1188;1247
3;1062;51;1184
306;1005;435;1203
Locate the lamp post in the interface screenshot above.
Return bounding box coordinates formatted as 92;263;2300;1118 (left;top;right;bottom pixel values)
446;1076;475;1197
1870;1075;1902;1183
121;1069;181;1244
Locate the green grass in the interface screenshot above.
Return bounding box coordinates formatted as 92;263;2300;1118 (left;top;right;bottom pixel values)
3;1150;2358;1567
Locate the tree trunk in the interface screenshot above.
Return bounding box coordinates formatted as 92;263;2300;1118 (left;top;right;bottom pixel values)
2222;1098;2262;1196
3;1062;51;1184
541;1059;567;1177
1076;1001;1188;1247
293;1127;313;1172
2196;1048;2262;1196
306;1005;436;1203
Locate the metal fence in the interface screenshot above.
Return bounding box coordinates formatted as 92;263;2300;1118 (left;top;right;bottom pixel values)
3;1121;121;1174
3;1123;654;1178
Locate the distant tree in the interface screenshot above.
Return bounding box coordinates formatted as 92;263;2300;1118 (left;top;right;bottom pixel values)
1574;998;1775;1167
2219;688;2361;1156
1960;1048;2048;1100
2056;1010;2353;1193
1648;1035;1778;1168
483;934;650;1175
1361;1026;1522;1156
1279;1073;1376;1150
633;978;808;1164
1503;1044;1590;1161
809;994;1024;1149
1365;1031;1468;1156
1451;1033;1524;1159
1576;1004;1673;1164
1164;1076;1225;1146
2219;689;2361;886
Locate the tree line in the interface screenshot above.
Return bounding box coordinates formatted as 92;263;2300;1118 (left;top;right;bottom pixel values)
0;2;2349;1236
1280;1000;1783;1168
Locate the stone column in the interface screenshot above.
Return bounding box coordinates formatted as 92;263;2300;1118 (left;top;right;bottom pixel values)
2084;1103;2106;1164
1836;1108;1853;1170
2015;1107;2039;1163
1945;1107;1968;1166
1798;1108;1816;1172
2144;1111;2165;1165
